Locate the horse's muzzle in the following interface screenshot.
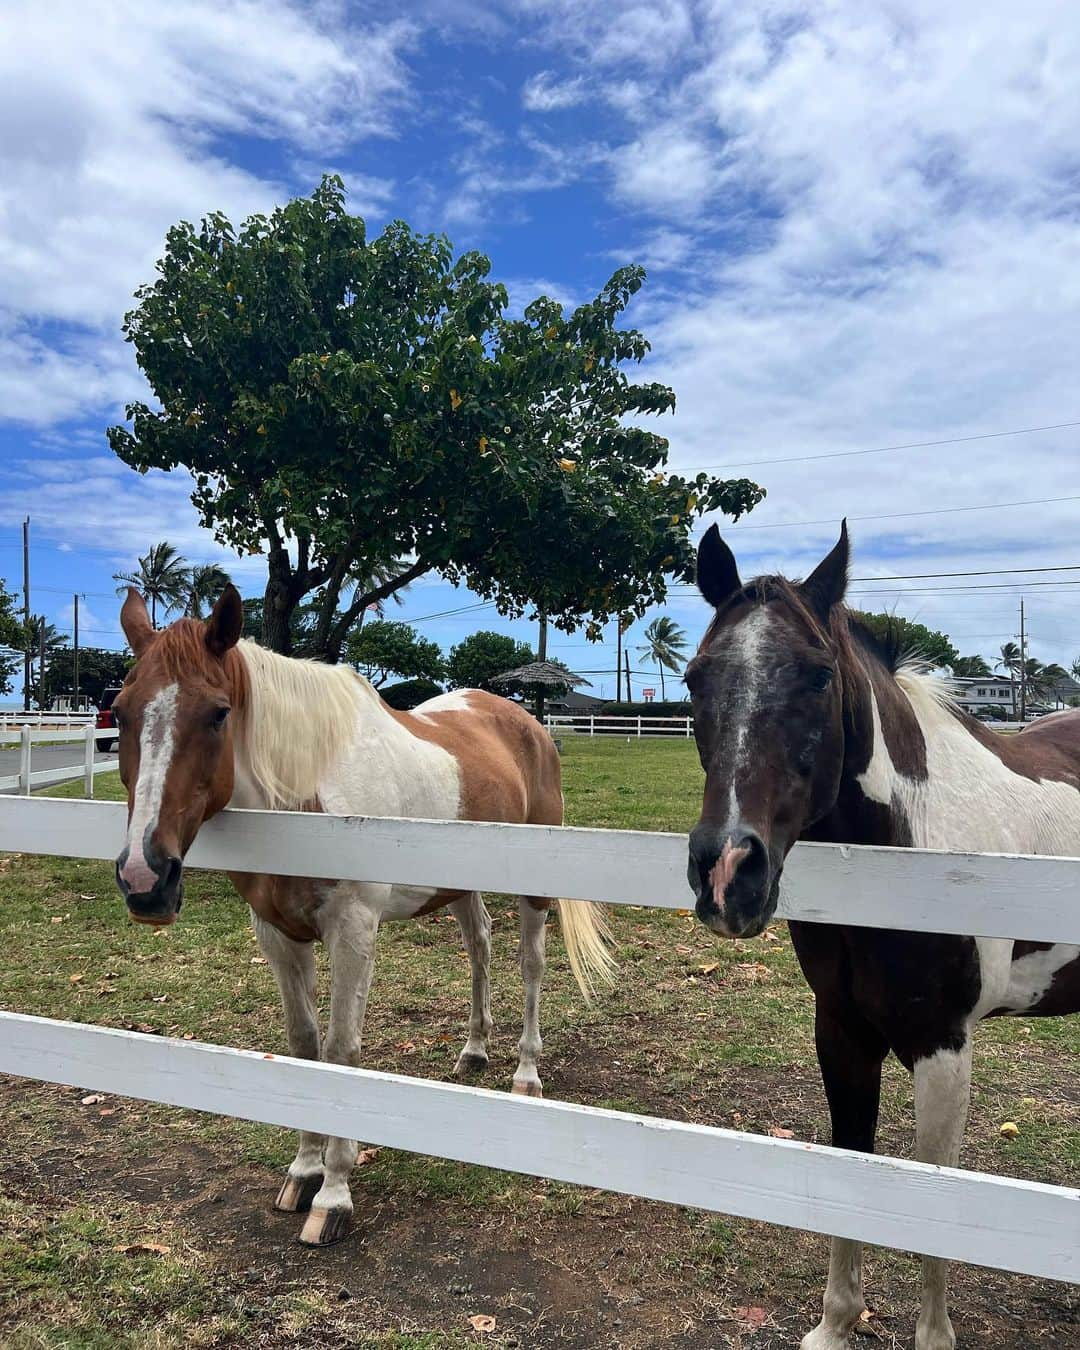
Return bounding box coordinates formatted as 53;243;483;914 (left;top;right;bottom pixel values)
687;823;777;939
116;851;184;925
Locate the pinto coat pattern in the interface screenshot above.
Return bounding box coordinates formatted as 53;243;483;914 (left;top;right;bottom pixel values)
685;523;1080;1350
113;585;614;1246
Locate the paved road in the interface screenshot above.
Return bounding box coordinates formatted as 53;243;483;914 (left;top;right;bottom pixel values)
0;743;119;793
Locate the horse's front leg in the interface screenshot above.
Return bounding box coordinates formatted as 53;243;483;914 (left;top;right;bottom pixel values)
801;1000;887;1350
451;892;493;1075
299;886;382;1247
912;1038;973;1350
252;913;325;1215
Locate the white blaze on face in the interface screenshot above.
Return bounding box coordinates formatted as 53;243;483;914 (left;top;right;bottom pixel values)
119;682;179;894
718;607;773;833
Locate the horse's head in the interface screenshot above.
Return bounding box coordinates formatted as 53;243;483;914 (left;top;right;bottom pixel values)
685;524;850;938
113;585;244;925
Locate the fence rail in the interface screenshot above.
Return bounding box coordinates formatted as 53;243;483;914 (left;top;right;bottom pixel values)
546;714;693;737
0;796;1077;1284
0;726;118;796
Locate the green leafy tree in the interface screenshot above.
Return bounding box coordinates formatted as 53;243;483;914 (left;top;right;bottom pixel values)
996;642;1021;717
852;612;958;670
446;631;535;692
0;577;26;698
637;615;689;699
345;619;444;687
185;563;232;618
1071;656;1080;682
380;677;444;710
108;176;763;661
113;542;190;627
950;654;991;678
38;647;132;708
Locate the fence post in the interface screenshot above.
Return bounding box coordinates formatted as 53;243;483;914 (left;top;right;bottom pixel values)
686;717;692;738
19;725;31;795
84;724;95;799
590;716;595;738
637;716;642;739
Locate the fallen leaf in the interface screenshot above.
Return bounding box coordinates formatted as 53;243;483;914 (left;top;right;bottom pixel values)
69;973;84;984
468;1314;497;1333
768;1126;795;1140
151;995;168;1003
999;1121;1020;1138
78;893;95;901
762;928;780;943
182;1032;195;1041
99;1108;118;1117
699;962;720;976
674;908;692;917
51;916;64;924
250;957;267;965
115;1241;171;1257
81;1093;106;1105
735;1306;769;1329
395;1040;417;1055
357;1147;380;1166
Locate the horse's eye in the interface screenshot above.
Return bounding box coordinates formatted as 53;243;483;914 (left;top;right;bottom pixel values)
809;666;833;691
211;706;230;729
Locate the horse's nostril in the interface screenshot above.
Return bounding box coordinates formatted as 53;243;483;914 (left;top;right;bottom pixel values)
163;856;183;890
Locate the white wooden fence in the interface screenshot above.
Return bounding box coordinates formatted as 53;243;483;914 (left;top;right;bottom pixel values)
0;726;118;796
0;797;1077;1282
546;713;694;738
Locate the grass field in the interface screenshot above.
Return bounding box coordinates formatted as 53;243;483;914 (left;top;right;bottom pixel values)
0;740;1077;1348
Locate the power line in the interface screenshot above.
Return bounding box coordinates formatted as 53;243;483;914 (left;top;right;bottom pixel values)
848;580;1080;596
695;420;1080;472
696;492;1080;534
674;562;1080;591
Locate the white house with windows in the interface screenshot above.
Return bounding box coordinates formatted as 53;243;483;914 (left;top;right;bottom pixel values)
947;675;1016;715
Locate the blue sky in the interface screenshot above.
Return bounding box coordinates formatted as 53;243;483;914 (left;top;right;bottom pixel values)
3;0;1080;703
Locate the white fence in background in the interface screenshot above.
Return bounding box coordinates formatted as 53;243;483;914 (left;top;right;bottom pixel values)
546;713;694;738
0;711;95;729
0;725;118;796
545;714;1045;738
0;798;1076;1283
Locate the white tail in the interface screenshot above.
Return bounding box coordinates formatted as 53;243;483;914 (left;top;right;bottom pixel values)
556;899;617;1002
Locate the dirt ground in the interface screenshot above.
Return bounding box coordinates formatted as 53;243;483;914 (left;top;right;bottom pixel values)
3;1062;1077;1350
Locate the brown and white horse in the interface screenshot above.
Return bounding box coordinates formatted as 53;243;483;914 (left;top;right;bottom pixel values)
112;584;613;1246
684;524;1080;1350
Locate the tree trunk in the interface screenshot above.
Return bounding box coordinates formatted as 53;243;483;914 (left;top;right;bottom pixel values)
660;664;665;699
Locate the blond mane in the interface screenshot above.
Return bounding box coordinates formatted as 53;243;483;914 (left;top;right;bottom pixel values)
235;640;372;809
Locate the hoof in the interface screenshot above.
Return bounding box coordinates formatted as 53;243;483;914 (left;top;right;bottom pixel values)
298;1206;353;1247
275;1172;323;1214
454;1051;489;1076
511;1078;543;1098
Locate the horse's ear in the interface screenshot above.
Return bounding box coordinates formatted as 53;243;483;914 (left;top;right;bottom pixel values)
205;584;243;659
120;588;154;657
697;524;742;608
801;520;849;620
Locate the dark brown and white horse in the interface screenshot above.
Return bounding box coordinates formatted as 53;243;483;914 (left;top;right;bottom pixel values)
112;585;613;1245
684;523;1080;1350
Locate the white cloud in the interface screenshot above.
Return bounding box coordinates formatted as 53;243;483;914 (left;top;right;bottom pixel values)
0;0;415;420
522;71;588;111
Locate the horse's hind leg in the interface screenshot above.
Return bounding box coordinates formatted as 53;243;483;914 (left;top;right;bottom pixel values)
299;888;381;1247
511;897;549;1098
253;914;325;1215
801;1001;887;1350
912;1039;973;1350
451;892;493;1075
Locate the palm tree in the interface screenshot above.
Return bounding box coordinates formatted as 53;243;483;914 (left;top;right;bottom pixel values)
349;558;414;633
996;642;1021;718
113;543;191;628
185;564;232;619
1071;656;1080;683
1036;662;1070;707
637;616;689;699
951;654;991;678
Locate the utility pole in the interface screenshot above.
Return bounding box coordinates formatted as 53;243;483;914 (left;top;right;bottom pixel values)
21;518;30;713
1018;598;1027;723
615;622;622;704
624;649;632;704
536;610;548;724
74;594;80;711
